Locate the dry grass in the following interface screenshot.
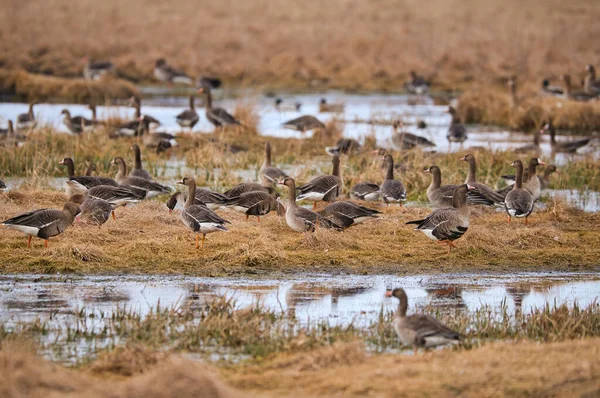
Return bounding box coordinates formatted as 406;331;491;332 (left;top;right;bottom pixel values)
0;0;598;93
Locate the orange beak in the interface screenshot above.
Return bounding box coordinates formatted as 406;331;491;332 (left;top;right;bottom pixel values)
459;156;467;161
384;290;393;297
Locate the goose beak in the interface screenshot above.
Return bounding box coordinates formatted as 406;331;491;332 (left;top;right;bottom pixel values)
467;184;476;191
137;115;144;121
423;168;430;174
511;161;516;167
197;87;204;93
176;180;185;185
459;156;467;161
277;180;285;185
384;290;393;297
538;159;546;165
58;160;64;165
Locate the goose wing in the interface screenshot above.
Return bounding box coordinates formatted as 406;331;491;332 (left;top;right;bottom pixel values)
209;108;241;126
2;208;63;228
298;175;341;195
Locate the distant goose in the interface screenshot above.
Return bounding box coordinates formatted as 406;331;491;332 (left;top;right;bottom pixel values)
225;190;278;221
0;179;6;190
85;185;140;219
282;115;325;133
392;121;435;150
319;98;344;113
60;109;93;135
296;155;343;210
584;65;600;94
540;79;563;96
404;71;430;94
325;138;361;156
318;201;381;228
1;202;80;248
562;74;598;101
60;157;118;196
82;56;113;80
85;163;96;176
154;58;194;85
514;129;541;154
197;87;242;130
542;122;592;153
17;102;37;130
539;165;559;190
386;288;462;349
259;142;288;187
197;76;222;90
380;155;406;204
223;182;276;199
0;120;26;147
131;97;161;130
113;157;171;199
87;104;105;127
275;98;302;112
497;158;546;201
460;154;505;206
406;184;471;252
504;160;534;225
447;107;467;144
69;194;112;227
175;95;199;130
129;144;152;180
166;188;227;212
176;177;230;249
278;177;342;232
135;118;177;152
349;182;380;201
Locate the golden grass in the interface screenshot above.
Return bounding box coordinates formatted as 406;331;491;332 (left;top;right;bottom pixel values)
0;0;598;92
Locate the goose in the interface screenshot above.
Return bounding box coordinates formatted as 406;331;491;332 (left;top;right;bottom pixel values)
129;144;152;180
319;98;344;113
392;121;435;150
0;180;6;191
69;194;112;227
175;95;199;131
425;166;496;207
562;74;598;101
318;201;381;228
82;56;113;80
197;76;222;90
540;165;559;190
154;58;193;85
85;163;97;176
541;122;592;153
282;115;325;133
130;97;161;130
274;98;302;112
460;154;505;206
85;184;140;219
584;65;600;94
504;160;534;225
278;177;342;232
60;157;119;196
540;79;563;96
406;184;471;252
296;155;343;210
87;104;103;126
385;288;461;349
113;157;171;199
17;102;37;130
325;138;361;156
135;117;177;150
1;202;80;248
0;121;26;147
497;158;546;201
223;182;276;199
380;155;406;204
197;87;242;130
404;71;430;95
60;109;93;135
224;190;277;221
515;129;541;154
259;142;288;187
447;107;467;144
166;188;227;212
176;177;230;249
349;182;380;201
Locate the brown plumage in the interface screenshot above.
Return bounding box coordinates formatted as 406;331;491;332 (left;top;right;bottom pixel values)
259;142;287;187
197;87;242;129
380;155;406;204
542;122;592;153
225;191;277;221
282;115;325;132
113;157;171;199
460;154;505;206
176;95;200;130
504;160;534;225
318;201;380;228
296;156;343;210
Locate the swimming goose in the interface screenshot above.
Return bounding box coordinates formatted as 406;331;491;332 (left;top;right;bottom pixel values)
129;144;152;180
154;59;194;85
404;71;430;95
82;56;113;80
540;79;563;96
274;98;302;112
584;65;600;94
197;87;242;130
176;95;199;130
447;107;467;144
562;74;598;101
17;102;37;130
225;190;277;221
318;201;381;228
498;158;546;201
60;109;93;135
166;188;227;212
325;138;361;156
176;177;230;249
278;177;342;232
223;182;276;199
392;121;435;150
259;142;288;187
380;155;406;204
541;122;592;153
349;182;380;201
319;98;345;113
296;155;343;210
460;154;505;206
1;202;80;248
406;184;471;252
514;129;541;154
113;157;171;199
69;194;112;227
385;288;461;349
282;115;325;133
504;160;534;225
60;158;119;196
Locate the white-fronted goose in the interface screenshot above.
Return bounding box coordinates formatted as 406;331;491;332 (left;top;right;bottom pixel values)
87;104;103;126
278;177;342;232
319;98;344;113
131;97;161;130
406;184;471;252
82;56;113;80
60;109;93;135
154;59;193;85
460;154;505;206
385;288;461;349
176;177;230;249
540;165;558;190
584;65;600;94
498;158;546;201
0;120;26;147
1;202;80;248
380;155;406;204
349;182;380;201
85;184;140;219
404;71;430;95
17;102;37;130
197;76;222;90
69;194;112;227
176;95;199;130
167;188;227;212
60;157;119;196
129;144;152;180
541;122;592;153
318;201;381;228
447;107;467;144
197;87;242;130
515;129;541;154
541;79;563;96
504;160;534;225
425;166;460;208
113;157;171;199
274;98;302;112
562;74;598;101
223;182;275;199
296;155;343;210
282;115;325;133
85;163;96;176
392;121;435;150
325;138;361;156
259;142;288;187
135;118;177;151
225;190;277;221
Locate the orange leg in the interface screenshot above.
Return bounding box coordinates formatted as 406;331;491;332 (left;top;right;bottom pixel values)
27;236;32;248
313;202;317;211
525;216;529;226
201;234;205;249
257;216;261;223
506;215;511;224
112;211;116;220
44;240;48;249
245;214;249;221
195;234;199;249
